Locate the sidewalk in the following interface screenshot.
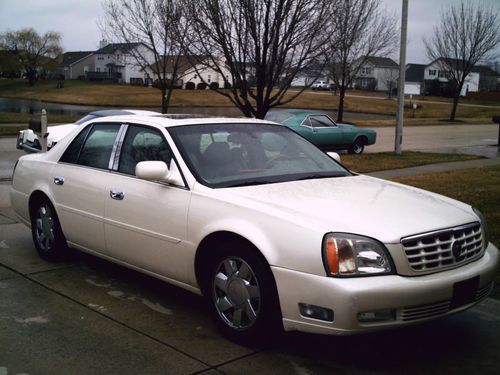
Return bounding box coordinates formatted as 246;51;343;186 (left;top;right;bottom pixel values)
366;156;500;179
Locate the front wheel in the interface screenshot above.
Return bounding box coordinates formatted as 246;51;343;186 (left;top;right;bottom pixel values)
203;242;282;346
348;138;365;154
31;199;68;261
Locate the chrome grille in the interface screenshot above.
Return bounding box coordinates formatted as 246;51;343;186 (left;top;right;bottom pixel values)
401;223;483;272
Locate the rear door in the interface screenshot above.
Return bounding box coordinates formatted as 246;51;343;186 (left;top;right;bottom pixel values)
54;123;122;253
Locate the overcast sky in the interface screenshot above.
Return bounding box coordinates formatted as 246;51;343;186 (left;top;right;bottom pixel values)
1;0;499;65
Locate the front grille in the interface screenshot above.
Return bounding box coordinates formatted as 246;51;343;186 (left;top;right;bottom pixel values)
399;282;493;322
401;223;483;272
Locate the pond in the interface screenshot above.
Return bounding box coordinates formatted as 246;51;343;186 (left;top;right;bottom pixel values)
0;97;393;121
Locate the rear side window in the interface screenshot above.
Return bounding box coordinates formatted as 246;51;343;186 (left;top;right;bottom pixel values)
60;124;121;169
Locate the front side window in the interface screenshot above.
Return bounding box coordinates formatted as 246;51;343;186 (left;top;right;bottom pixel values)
118;126;173;175
60;123;121;169
169;123;350;188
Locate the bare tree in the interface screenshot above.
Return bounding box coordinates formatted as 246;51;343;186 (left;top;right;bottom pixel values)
101;0;191;113
184;0;332;119
0;28;62;86
324;0;397;122
424;2;500;121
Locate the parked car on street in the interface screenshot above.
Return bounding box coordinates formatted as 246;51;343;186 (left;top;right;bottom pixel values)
10;115;498;345
16;109;160;153
311;81;331;90
265;109;376;154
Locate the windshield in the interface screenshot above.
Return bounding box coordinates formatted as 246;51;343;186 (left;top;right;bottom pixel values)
169;123;351;188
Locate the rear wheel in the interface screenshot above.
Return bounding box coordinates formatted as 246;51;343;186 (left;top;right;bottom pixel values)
202;241;282;346
31;199;67;261
348;138;365;154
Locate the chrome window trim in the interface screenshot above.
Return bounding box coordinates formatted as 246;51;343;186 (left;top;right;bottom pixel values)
109;124;129;170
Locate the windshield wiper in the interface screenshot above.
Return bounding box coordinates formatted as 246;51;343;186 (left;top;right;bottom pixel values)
227;180;273;187
297;172;349;181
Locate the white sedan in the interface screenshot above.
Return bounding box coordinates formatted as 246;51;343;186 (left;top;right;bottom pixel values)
10;115;499;345
16;109;159;153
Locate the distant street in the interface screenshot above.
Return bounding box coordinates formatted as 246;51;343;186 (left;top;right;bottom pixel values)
367;124;500;158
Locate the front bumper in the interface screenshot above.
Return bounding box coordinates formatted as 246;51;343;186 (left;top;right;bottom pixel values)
272;242;499;335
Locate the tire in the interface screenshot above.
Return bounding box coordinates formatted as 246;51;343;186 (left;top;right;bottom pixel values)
202;240;282;346
348;138;365;154
31;198;68;261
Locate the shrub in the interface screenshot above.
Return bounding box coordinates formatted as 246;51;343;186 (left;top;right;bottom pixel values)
197;82;207;90
209;82;219;90
185;81;195;90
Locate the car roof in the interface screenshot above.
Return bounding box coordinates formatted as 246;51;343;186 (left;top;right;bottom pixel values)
88;109;160;117
85;114;276;128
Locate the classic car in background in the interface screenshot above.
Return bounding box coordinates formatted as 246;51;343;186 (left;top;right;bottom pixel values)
16;109;160;153
265;109;376;154
10;114;498;345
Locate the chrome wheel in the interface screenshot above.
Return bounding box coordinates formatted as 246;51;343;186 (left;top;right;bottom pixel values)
34;204;55;252
212;256;261;330
349;139;365;154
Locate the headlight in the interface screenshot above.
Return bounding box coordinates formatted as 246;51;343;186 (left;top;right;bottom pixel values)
322;233;393;277
473;207;489;246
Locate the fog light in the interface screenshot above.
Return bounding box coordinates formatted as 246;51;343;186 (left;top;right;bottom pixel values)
299;303;334;322
358;309;395;323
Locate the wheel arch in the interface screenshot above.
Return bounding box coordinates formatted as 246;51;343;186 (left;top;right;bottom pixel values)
194;231;274;295
354;134;368;145
28;190;55;222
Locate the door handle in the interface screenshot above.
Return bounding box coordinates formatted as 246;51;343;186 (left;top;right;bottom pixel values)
110;189;124;200
54;176;64;186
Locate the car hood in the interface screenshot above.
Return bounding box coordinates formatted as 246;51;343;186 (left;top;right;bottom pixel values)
224;175;477;243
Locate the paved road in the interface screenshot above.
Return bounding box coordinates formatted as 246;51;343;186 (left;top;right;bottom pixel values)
366;124;500;158
1;127;500;374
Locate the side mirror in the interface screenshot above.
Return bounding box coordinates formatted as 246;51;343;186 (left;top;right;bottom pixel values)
327;152;341;162
135;160;184;186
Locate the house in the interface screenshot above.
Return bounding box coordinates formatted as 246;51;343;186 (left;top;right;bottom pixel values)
93;42;154;84
404;63;426;95
0;50;22;78
473;65;499;91
144;55;233;89
58;51;94;80
352;56;399;91
143;55;194;87
182;57;233;89
424;58;479;96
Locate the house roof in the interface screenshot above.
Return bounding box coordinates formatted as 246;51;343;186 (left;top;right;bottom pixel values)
96;42;145;54
60;51;93;66
405;64;426;82
472;65;499;76
359;56;399;68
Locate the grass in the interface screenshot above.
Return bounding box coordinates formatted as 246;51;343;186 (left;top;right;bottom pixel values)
392;165;500;250
340;151;483;173
1;79;499;126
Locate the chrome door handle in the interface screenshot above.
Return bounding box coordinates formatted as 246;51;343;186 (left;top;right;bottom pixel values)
54;176;64;186
110;189;124;200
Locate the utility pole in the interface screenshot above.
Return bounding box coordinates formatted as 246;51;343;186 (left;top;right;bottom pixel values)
395;0;408;155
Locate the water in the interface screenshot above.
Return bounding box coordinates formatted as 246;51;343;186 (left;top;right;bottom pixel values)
0;97;393;121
